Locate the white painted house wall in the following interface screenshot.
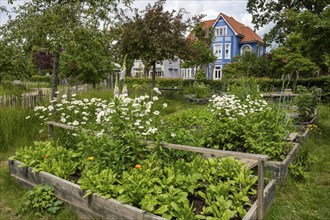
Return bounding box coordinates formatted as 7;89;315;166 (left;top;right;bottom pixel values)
131;59;181;78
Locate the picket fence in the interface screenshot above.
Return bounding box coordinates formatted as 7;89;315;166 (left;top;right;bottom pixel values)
0;84;89;109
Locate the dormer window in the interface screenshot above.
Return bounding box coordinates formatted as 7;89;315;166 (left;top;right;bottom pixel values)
215;26;227;37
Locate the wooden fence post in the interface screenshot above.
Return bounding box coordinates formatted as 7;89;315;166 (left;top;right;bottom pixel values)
48;123;54;139
258;160;265;220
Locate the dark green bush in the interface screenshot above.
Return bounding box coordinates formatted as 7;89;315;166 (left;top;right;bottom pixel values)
125;76;330;100
30;75;52;83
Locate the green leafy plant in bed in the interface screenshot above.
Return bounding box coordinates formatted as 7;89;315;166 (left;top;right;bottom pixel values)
294;86;320;122
21;184;63;216
9;141;82;179
11;141;257;220
77;152;257;220
184;81;211;99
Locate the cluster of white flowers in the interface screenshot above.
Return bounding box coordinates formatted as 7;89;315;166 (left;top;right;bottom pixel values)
34;94;106;127
33;89;167;138
209;94;269;119
153;87;161;95
95;94;162;137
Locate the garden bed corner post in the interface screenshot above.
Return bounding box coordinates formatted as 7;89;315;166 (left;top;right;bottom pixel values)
48;123;54;139
258;160;265;220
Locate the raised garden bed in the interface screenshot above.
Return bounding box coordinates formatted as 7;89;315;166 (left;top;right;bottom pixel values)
184;97;210;104
265;143;300;182
9;160;276;220
266;117;316;182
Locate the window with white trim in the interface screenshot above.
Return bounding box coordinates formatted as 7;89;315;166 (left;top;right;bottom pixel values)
215;26;227;37
240;44;252;55
213;44;222;59
225;43;231;59
213;65;222;80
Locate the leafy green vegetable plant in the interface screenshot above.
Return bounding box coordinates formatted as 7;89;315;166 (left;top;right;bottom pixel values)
21;184;63;216
294;86;320;121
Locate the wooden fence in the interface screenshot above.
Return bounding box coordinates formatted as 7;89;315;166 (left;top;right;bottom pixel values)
0;91;50;109
0;84;89;109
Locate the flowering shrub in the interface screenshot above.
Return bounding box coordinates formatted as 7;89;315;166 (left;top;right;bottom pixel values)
209;94;269;119
34;94;104;128
206;94;293;160
33;89;165;141
94;94;161;138
158;94;293;160
31;89;168;171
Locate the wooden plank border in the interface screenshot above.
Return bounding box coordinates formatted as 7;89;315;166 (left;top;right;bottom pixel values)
9;160;274;220
266;143;300;182
243;179;277;220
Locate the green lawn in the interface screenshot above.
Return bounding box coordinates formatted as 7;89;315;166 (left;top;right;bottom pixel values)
266;104;330;220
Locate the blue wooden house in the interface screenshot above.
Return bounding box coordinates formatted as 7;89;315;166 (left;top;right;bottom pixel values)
207;13;265;79
183;13;266;80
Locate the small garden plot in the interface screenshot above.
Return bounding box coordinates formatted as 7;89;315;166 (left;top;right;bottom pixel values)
9;90;279;219
10;141;259;220
156;94;295;161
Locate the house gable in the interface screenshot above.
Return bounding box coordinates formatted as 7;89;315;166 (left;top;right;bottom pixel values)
184;13;266;80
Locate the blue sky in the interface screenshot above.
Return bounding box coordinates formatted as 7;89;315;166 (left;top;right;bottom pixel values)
0;0;273;38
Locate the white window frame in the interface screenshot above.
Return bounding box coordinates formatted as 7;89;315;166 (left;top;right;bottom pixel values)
225;43;231;59
213;44;222;59
213;65;222;80
215;26;227;37
240;44;252;55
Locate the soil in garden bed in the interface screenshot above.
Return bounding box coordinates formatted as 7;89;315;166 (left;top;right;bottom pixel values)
68;169;81;184
188;194;205;215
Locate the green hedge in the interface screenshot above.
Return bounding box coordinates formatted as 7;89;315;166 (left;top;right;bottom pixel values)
31;75;52;83
125;75;330;98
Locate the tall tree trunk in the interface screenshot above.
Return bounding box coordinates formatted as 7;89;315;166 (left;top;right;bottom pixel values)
51;50;60;100
152;61;156;88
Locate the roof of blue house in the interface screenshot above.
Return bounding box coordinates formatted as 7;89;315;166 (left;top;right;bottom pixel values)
200;12;264;44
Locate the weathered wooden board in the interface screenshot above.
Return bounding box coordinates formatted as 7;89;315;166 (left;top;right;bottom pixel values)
243;179;277;220
9;160;165;220
156;142;268;161
265;143;300;182
286;132;299;142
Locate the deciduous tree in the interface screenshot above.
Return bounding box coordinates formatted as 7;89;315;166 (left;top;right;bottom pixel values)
114;0;194;87
2;0;130;97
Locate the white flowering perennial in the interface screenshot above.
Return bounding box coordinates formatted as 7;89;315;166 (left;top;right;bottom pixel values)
209;94;269;119
95;94;161;137
34;94;106;129
33;90;166;138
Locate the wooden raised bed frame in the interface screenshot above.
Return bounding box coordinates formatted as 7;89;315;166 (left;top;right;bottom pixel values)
9;160;276;220
266;113;316;183
265;142;300;182
47;121;270;219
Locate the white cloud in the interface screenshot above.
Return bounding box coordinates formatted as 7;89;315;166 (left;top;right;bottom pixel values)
1;0;273;38
130;0;273;38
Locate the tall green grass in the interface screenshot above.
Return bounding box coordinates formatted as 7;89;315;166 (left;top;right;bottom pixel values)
75;87;114;100
0;107;45;160
266;104;330;220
